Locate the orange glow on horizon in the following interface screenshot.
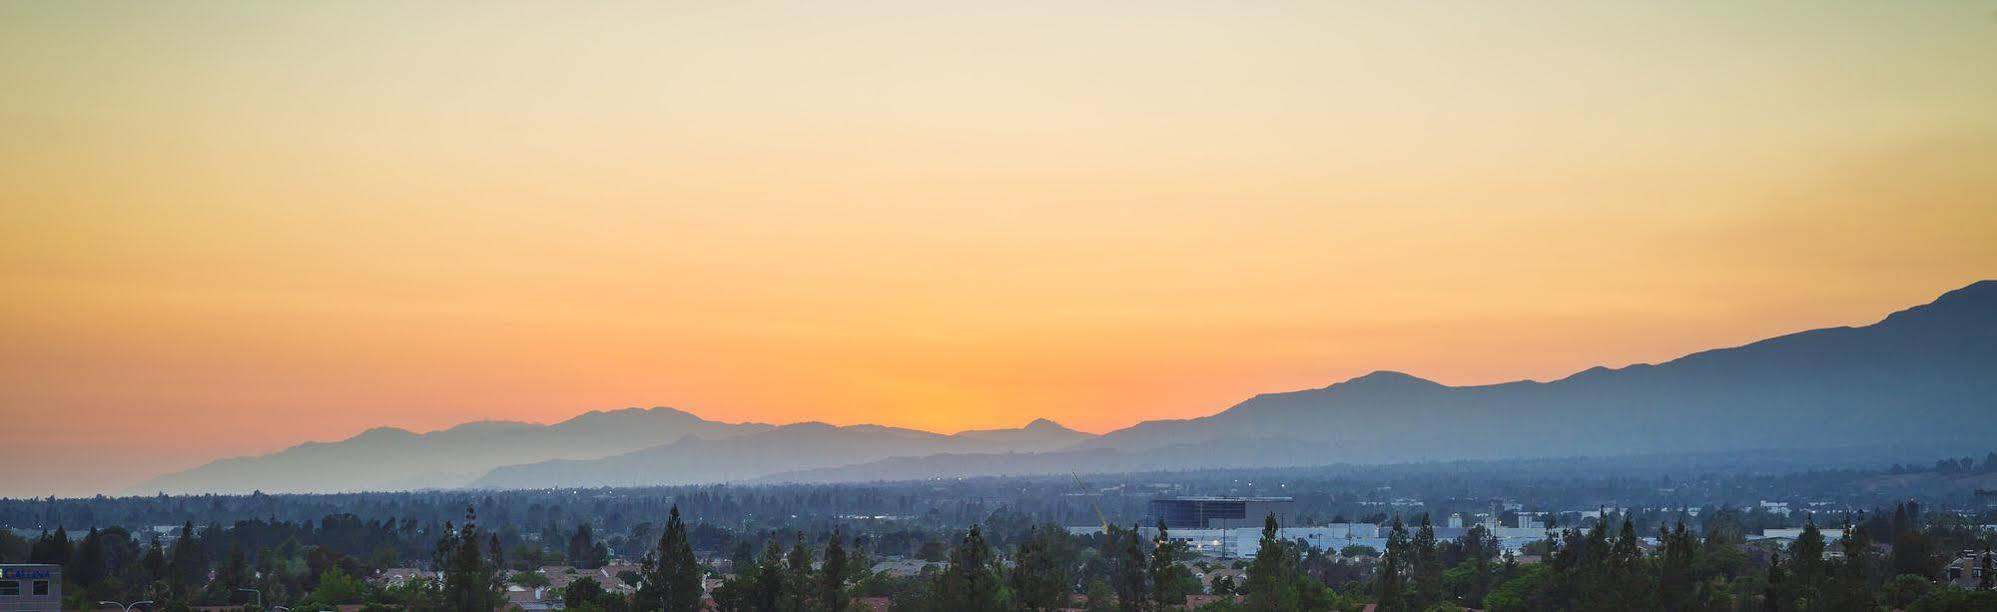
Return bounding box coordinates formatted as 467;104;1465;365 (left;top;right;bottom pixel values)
3;1;1995;496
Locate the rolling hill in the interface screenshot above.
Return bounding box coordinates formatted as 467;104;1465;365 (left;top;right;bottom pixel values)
129;407;772;494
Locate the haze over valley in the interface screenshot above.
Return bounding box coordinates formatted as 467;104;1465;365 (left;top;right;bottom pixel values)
131;280;1997;495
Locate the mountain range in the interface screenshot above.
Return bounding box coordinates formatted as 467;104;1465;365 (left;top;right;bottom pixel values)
130;280;1997;494
469;419;1091;489
131;407;774;494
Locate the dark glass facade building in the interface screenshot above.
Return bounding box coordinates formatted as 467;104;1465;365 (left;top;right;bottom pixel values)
1148;496;1295;529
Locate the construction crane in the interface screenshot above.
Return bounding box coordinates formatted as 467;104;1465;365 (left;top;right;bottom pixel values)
1070;472;1110;531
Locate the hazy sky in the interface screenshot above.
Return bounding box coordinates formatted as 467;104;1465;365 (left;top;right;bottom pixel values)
4;2;1995;497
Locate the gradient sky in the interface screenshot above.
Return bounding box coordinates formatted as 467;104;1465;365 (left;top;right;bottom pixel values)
4;2;1995;497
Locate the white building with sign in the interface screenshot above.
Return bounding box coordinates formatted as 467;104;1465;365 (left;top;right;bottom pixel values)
0;565;61;611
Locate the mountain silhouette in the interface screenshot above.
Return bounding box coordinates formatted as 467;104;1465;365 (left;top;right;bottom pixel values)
766;280;1997;482
1062;280;1997;461
469;419;1093;489
950;418;1092;451
131;281;1996;493
129;407;772;494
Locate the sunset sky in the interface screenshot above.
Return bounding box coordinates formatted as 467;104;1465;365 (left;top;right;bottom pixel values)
4;2;1995;497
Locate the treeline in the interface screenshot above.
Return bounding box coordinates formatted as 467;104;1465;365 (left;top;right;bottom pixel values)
0;484;1129;539
1371;503;1997;611
10;500;1997;610
1;515;421;609
17;451;1997;540
1892;452;1997;476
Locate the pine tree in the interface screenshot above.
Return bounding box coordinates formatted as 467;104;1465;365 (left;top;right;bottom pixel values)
1890;528;1936;579
1888;503;1910;546
74;527;107;588
30;527;72;568
783;533;814;612
1116;525;1149;612
754;537;786;612
1149;519;1189;610
218;543;249;604
1606;518;1645;606
1828;520;1876;611
820;531;849;612
1658;519;1696;610
571;523;604;569
1410;514;1442;609
1244;513;1299;612
1762;552;1786;612
1095;525;1142;611
1373;516;1407;612
1030;524;1078;612
142;534;168;587
731;539;759;583
168;521;204;595
1571;515;1614;611
489;532;505;574
715;538;759;611
1459;523;1498;605
541;522;566;554
933;526;1003;612
1791;516;1826;605
638;505;704;612
1011;527;1068;611
438;506;505;611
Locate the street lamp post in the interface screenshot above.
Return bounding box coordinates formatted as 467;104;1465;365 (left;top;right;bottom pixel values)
236;587;262;609
97;601;153;612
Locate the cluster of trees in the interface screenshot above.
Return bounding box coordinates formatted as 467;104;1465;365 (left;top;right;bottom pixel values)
1361;504;1997;611
555;504;878;612
1;484;1135;544
0;504;628;611
4;520;380;610
584;513;1358;612
1371;516;1514;610
844;516;1362;612
582;505;1997;612
704;523;865;611
568;523;612;569
1891;452;1997;476
11;497;1997;611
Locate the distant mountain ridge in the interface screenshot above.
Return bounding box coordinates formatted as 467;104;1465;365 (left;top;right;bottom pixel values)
469;418;1091;489
131;409;1089;494
131;281;1996;493
1072;280;1997;458
130;407;774;494
764;280;1997;483
950;418;1095;449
